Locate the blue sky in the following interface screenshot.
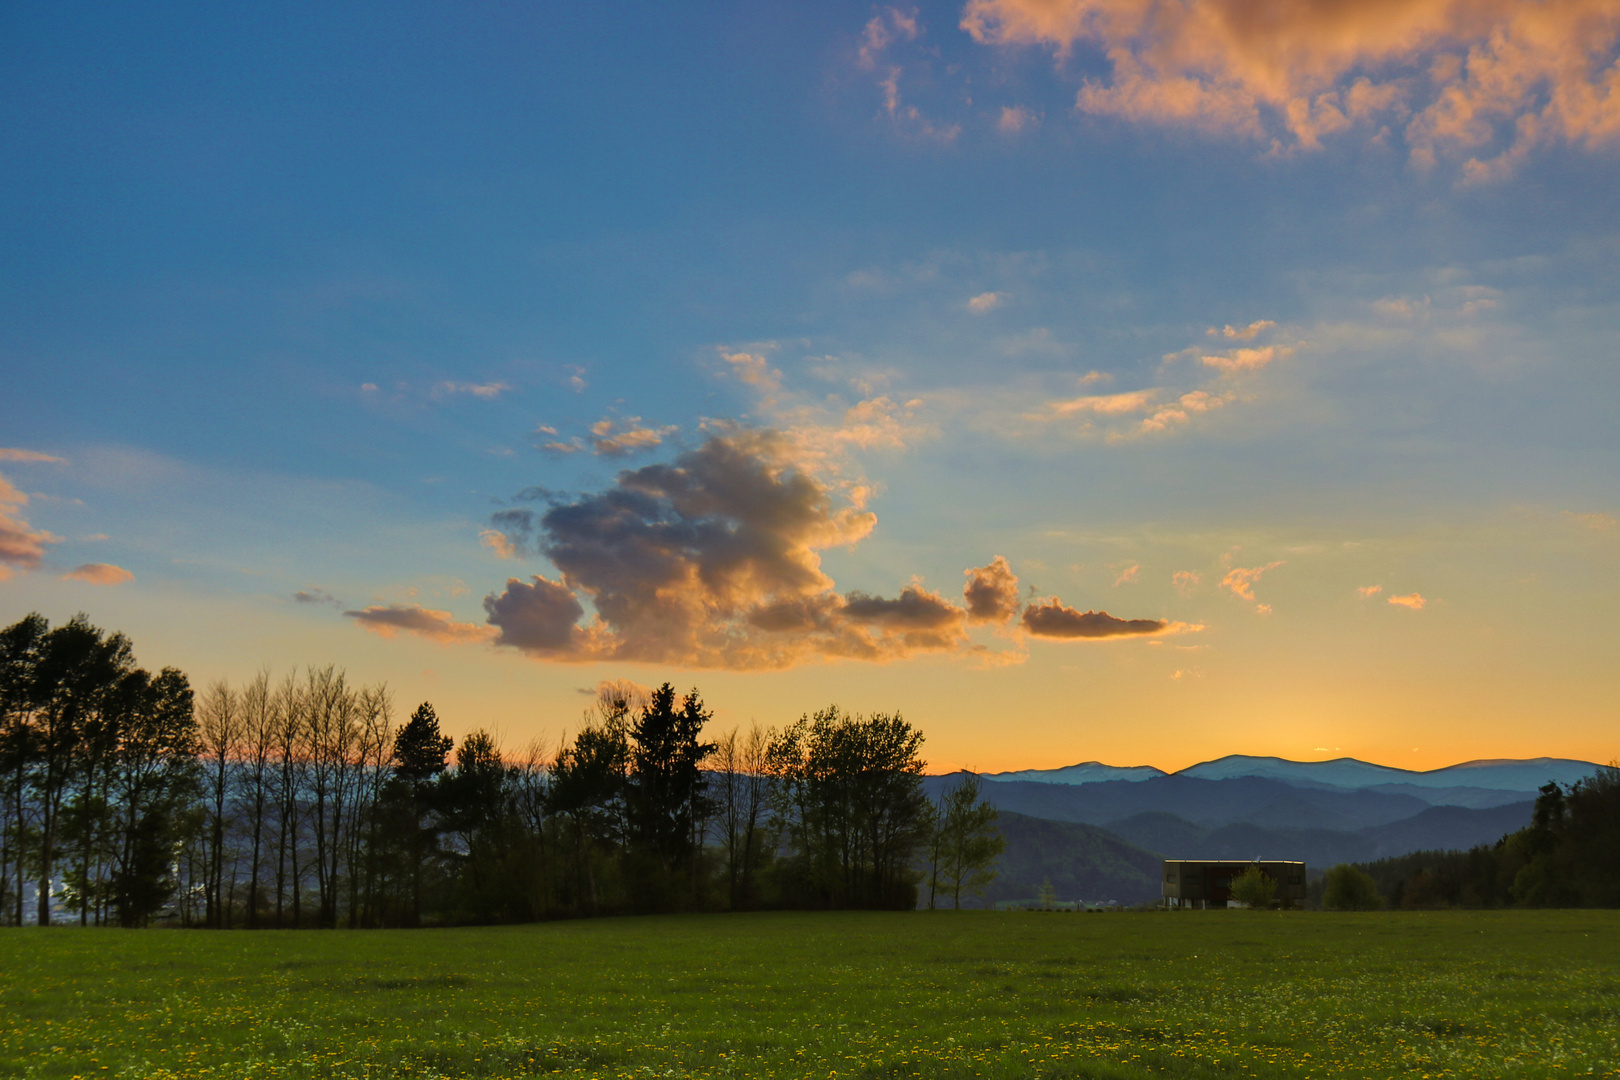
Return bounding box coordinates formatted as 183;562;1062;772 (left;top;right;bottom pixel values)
3;0;1618;770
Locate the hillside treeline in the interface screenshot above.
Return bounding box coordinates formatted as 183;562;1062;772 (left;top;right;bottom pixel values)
0;613;1000;927
1317;770;1620;909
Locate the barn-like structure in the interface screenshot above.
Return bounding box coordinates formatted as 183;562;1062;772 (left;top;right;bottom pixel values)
1162;860;1307;908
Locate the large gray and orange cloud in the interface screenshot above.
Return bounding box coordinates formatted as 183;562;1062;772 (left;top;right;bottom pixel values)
480;430;971;668
961;0;1620;177
356;430;1185;669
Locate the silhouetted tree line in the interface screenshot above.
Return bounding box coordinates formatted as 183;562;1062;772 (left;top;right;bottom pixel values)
1314;768;1620;910
1;614;1001;927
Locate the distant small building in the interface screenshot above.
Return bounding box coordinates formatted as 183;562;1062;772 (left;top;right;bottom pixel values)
1162;860;1307;909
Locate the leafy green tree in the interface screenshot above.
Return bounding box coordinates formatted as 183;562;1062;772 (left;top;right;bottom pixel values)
439;730;516;921
1322;863;1383;910
548;703;630;914
768;707;930;909
1230;864;1277;909
928;772;1004;910
714;722;772;911
34;616;136;925
0;614;47;925
1511;767;1620;907
107;668;197;926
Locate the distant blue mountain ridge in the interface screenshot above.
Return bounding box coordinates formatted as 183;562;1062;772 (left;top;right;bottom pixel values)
929;756;1609;896
985;755;1602;798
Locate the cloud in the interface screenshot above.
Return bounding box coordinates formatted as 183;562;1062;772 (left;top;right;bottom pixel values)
346;603;499;644
1137;389;1236;435
538;436;586;455
967;291;1006;312
1358;584;1384;598
483;575;595;654
1044;389;1158;417
1172;569;1201;595
1113;563;1140;586
0;448;65;463
480;528;519;559
1565;511;1618;532
1020;597;1197;639
960;0;1620;176
478;430;1018;669
841;583;969;649
1388;592;1427;610
1221;560;1285;602
998;105;1039;132
431;381;511;400
293;588;341;606
721;349;783;394
1201;345;1292;373
589;417;677;458
1209;320;1276;340
858;7;963;142
61;563;133;586
0;472;60;572
859;5;920;70
964;556;1021;623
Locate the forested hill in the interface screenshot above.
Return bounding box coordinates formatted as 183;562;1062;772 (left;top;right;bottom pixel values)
981;811;1163;906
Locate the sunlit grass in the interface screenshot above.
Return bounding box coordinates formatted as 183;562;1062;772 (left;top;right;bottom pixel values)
3;910;1617;1078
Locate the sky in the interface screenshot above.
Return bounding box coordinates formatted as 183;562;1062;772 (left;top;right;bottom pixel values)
3;0;1618;773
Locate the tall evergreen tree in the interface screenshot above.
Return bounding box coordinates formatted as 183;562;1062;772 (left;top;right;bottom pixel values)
627;684;714;905
388;702;452;925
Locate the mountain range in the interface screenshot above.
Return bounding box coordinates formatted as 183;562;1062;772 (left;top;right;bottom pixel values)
933;755;1606;906
987;755;1597;800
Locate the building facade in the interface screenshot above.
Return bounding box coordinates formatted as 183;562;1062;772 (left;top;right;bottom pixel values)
1162;859;1308;908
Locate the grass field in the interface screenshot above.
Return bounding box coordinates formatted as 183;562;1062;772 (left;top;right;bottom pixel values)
3;910;1618;1079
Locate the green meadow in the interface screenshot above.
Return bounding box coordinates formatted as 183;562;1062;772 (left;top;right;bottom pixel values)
3;911;1617;1080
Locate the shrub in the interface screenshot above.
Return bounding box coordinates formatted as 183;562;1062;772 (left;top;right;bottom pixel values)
1322;864;1383;910
1230;865;1277;909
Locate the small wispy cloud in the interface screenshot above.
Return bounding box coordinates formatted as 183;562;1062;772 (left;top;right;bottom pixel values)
1172;570;1200;595
1565;511;1617;532
431;381;511;401
293;588;341;607
1112;563;1140;586
967;291;1006;313
62;563;134;586
1207;320;1276;341
346;603;498;644
1357;584;1383;598
589;417;677;457
479;529;518;559
721;349;783;394
1221;561;1284;603
0;448;65;463
1200;345;1292;373
997;105;1038;133
1388;592;1427;610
